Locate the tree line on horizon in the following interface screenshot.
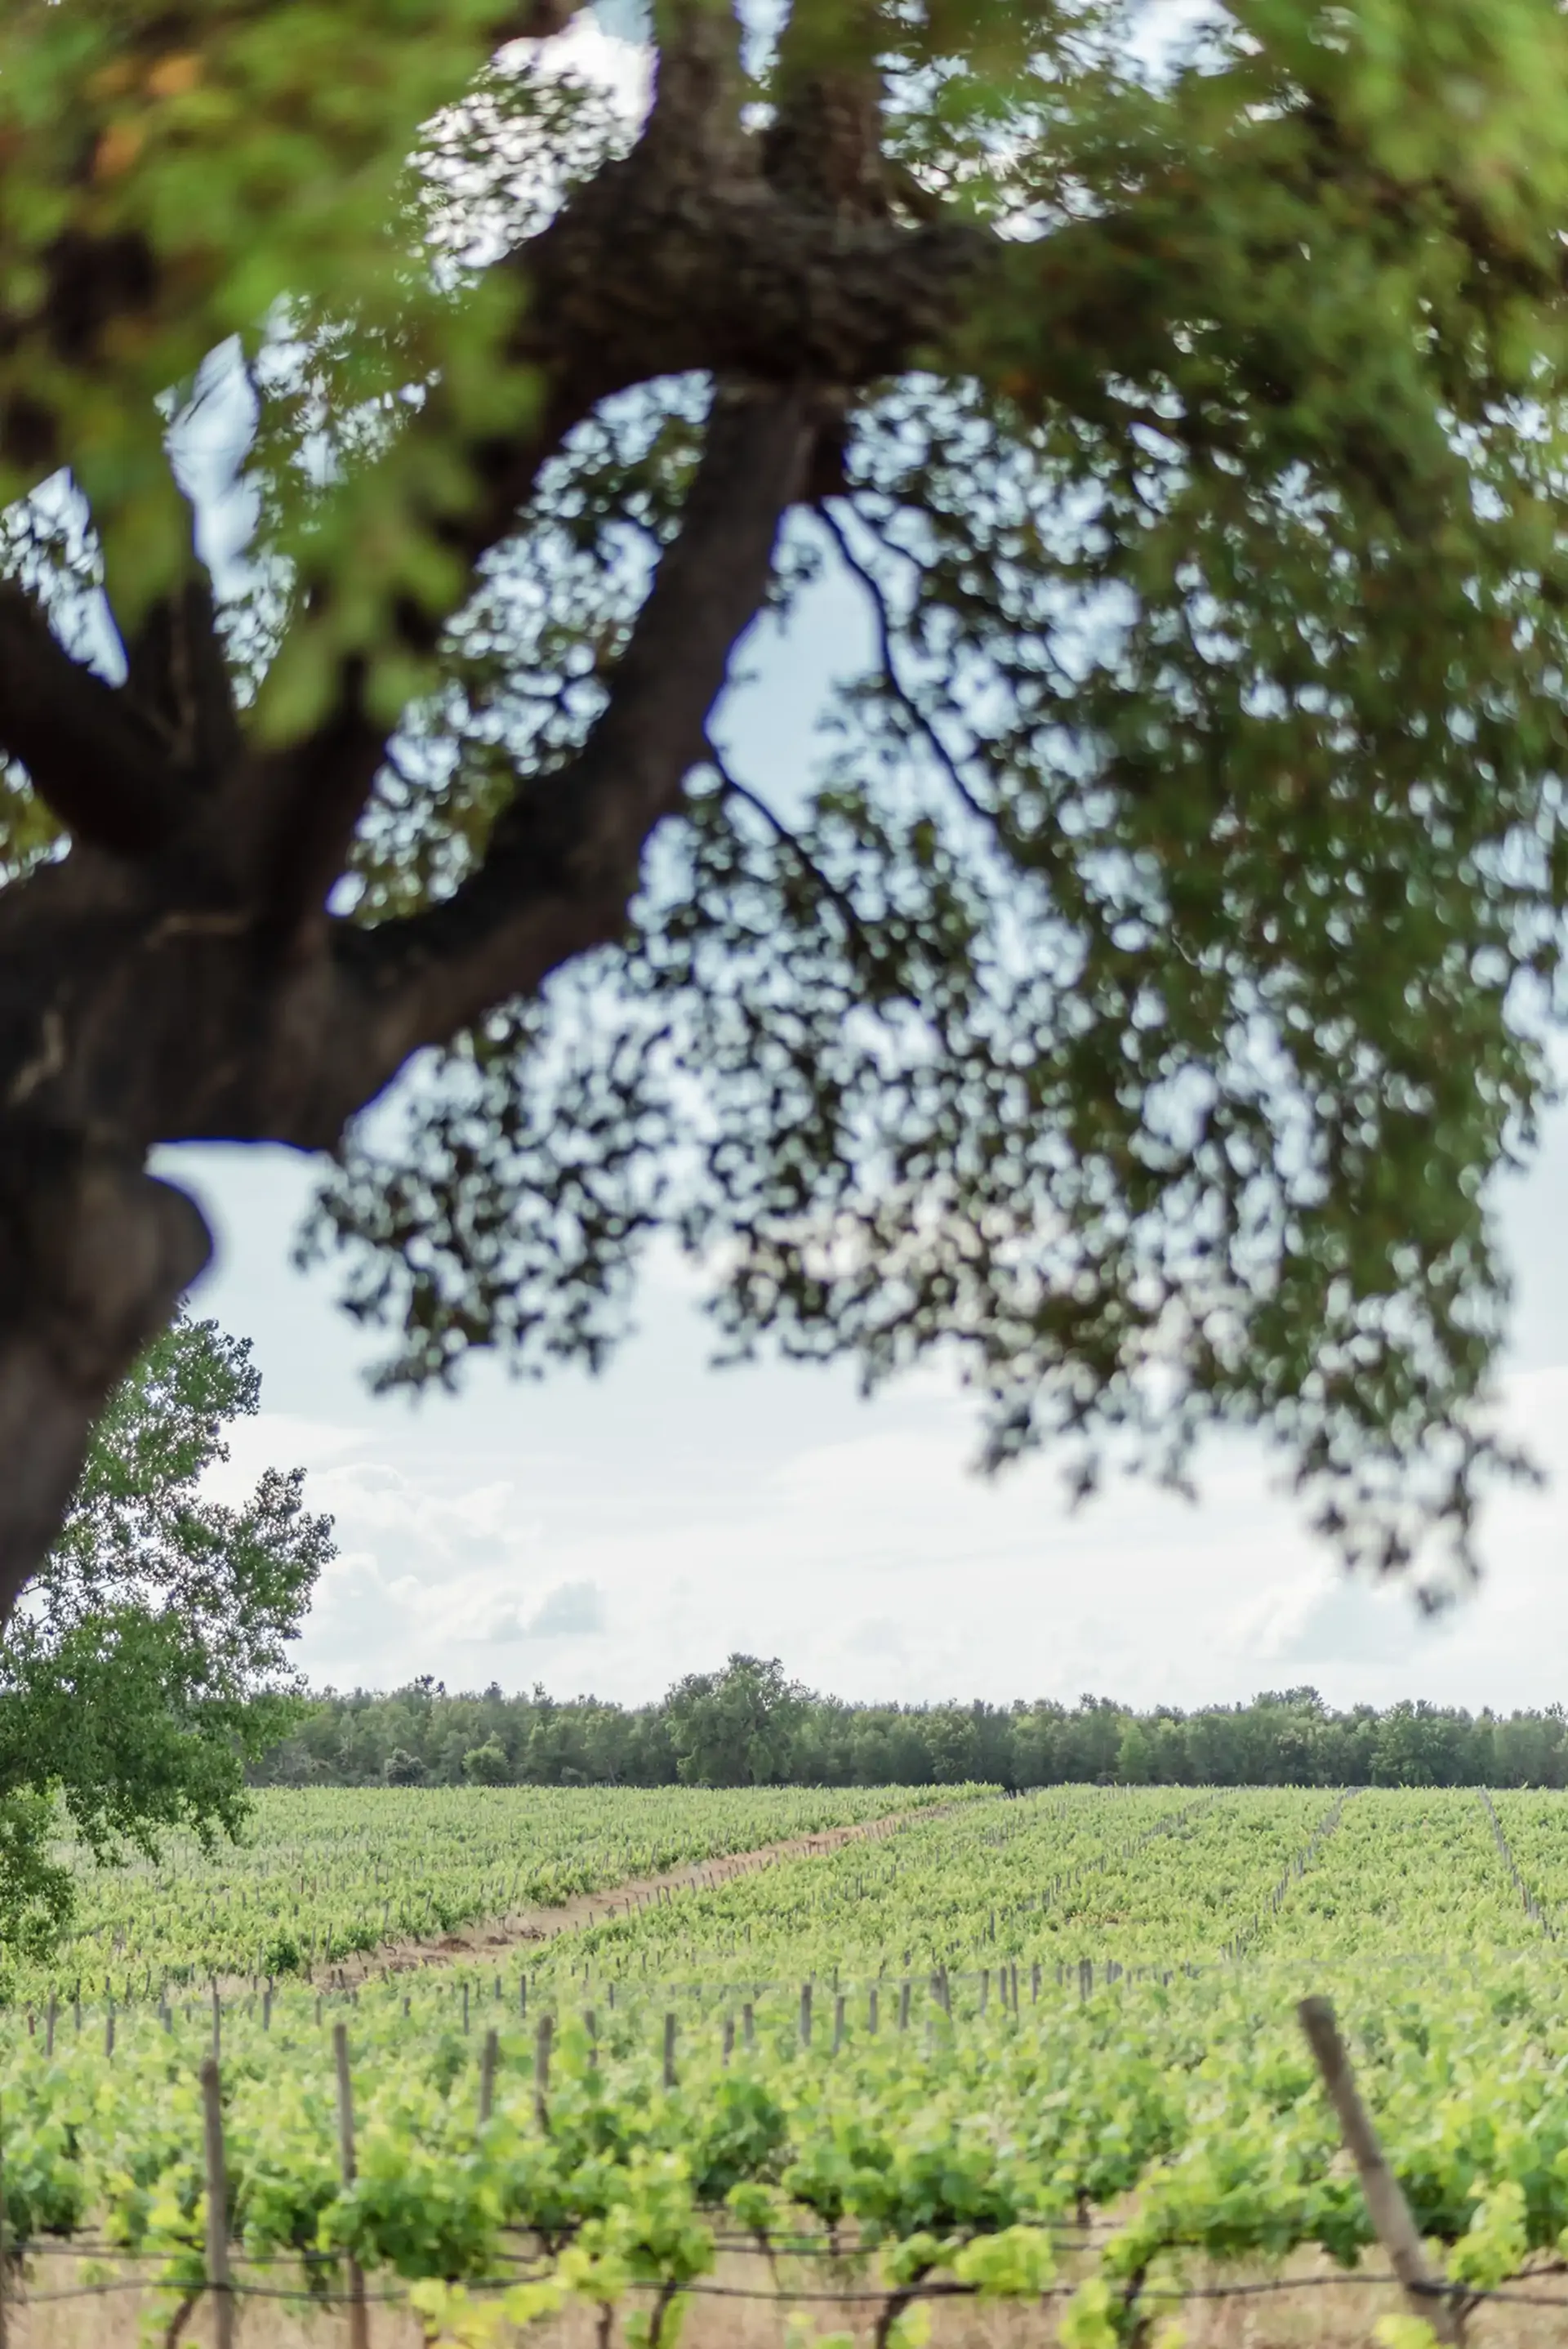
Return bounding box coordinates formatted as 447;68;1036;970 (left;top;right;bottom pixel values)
248;1656;1568;1794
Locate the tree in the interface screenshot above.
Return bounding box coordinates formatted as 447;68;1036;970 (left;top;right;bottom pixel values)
461;1737;514;1784
665;1654;809;1786
1115;1720;1154;1786
0;1;1565;1608
0;1316;332;1970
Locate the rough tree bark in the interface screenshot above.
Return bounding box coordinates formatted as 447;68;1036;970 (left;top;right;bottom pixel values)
0;0;988;1616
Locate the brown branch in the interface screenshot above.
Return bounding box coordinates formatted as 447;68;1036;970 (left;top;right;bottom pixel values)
238;2;762;929
116;497;242;782
764;0;889;218
0;584;185;856
346;381;816;1065
419;114;984;595
705;737;884;969
815;502;997;834
509;0;589;31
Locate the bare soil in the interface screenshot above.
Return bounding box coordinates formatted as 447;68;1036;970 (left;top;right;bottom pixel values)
13;2245;1564;2349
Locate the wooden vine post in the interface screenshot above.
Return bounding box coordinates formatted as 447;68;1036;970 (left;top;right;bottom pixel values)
332;2023;371;2349
479;2027;500;2125
0;2088;9;2349
1297;1997;1463;2346
534;2013;553;2133
198;2057;234;2349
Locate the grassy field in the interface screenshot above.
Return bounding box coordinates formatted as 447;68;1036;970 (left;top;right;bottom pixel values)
7;1784;1568;2345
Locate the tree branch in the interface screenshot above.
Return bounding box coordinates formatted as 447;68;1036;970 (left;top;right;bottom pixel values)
242;1;764;932
816;501;997;834
764;0;889;218
348;381;816;1064
706;737;883;967
420;117;984;595
0;586;186;856
116;503;242;782
207;0;982;942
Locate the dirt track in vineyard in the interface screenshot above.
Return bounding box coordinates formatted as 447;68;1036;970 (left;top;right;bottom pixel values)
310;1800;951;1988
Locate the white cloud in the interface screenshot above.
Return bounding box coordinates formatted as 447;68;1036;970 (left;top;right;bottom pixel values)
1228;1574;1454;1674
205;1354;1568;1709
528;1580;608;1638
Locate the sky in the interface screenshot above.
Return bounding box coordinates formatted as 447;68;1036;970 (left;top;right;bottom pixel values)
164;10;1568;1718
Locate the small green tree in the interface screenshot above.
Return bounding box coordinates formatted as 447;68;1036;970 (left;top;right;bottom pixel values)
0;1317;332;1974
461;1738;513;1785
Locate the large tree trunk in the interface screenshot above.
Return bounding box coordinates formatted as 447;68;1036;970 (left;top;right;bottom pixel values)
0;1145;211;1607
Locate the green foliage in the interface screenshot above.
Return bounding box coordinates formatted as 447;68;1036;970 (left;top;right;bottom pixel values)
461;1738;513;1785
664;1656;811;1788
256;1675;1568;1794
0;0;561;640
0;1317;332;1985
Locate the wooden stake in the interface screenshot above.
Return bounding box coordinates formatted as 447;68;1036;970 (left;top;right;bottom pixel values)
1298;1998;1462;2346
199;2058;234;2349
332;2023;371;2349
663;2011;678;2089
479;2027;499;2125
534;2013;553;2132
0;2090;10;2349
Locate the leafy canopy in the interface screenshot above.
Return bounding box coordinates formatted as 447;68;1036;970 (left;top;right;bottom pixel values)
0;1317;332;1973
665;1656;813;1788
9;0;1568;1590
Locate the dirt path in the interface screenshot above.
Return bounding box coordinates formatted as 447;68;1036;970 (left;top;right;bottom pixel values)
312;1803;946;1987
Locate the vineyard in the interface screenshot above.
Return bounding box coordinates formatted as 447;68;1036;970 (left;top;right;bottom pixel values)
8;1785;1568;2344
32;1786;964;2004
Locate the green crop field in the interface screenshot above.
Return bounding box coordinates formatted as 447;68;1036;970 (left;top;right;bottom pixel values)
7;1784;1568;2345
35;1784;964;2004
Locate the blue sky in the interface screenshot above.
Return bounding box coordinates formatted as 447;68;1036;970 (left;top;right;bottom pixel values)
167;9;1568;1715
